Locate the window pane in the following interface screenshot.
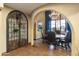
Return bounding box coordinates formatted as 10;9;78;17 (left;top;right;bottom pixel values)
51;20;55;31
56;20;60;30
61;19;65;33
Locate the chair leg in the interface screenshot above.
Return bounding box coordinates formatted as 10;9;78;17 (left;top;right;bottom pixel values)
65;43;67;50
54;44;58;49
67;43;71;49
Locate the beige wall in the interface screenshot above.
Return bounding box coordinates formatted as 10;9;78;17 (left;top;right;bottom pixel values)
0;6;13;55
35;12;45;39
27;16;31;43
0;5;4;55
70;13;79;55
0;11;2;55
31;4;79;55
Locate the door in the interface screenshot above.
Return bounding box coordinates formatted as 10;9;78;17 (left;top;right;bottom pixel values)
6;10;28;52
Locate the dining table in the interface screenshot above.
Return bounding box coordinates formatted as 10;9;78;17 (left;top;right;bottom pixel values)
56;34;66;39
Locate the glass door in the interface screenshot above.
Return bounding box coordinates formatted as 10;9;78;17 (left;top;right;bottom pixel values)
7;10;28;52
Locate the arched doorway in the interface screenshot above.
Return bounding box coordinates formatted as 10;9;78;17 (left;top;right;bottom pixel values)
31;4;74;47
32;10;72;55
6;10;28;52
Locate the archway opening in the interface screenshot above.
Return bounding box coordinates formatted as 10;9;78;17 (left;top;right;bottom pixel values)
33;10;72;56
6;10;28;52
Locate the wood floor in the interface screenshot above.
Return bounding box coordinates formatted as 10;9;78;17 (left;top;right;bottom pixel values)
2;39;71;56
3;44;71;56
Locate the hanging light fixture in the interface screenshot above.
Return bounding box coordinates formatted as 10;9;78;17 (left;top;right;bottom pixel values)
49;11;60;20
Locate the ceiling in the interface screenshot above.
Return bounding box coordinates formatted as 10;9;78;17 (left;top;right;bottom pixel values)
5;3;47;15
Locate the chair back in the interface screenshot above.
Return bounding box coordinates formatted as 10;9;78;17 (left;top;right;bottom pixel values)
47;31;56;44
65;32;71;42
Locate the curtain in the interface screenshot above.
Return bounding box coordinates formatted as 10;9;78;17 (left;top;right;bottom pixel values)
45;10;51;32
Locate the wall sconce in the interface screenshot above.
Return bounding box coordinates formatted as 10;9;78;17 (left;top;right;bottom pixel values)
0;3;4;10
